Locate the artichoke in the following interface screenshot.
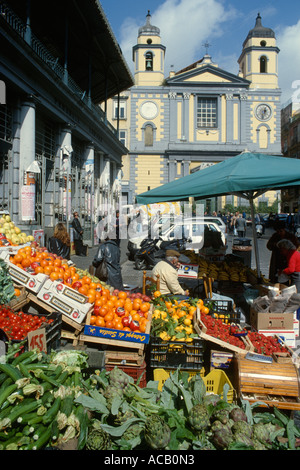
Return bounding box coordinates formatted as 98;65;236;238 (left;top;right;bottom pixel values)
114;409;136;425
252;422;270;443
123;424;144;441
211;427;234;449
203;394;221;407
232;420;253;438
86;427;112;450
144;415;171;449
253;439;268;450
211;408;230;425
109;367;130;389
229;407;247;423
233;433;254;448
188;404;210;431
103;385;123;408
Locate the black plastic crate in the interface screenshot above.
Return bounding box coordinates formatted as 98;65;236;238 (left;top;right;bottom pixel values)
204;299;240;324
3;311;62;354
150;336;205;370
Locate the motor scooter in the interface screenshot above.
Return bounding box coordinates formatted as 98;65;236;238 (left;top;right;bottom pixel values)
134;237;189;270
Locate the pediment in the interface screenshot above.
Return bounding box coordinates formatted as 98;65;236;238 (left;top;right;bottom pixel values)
166;63;250;87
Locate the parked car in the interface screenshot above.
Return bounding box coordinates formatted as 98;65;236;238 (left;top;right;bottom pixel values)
127;216;226;259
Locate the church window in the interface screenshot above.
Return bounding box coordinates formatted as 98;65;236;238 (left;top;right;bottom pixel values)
145;124;153;146
145;52;153;71
197;98;217;128
260;56;267;73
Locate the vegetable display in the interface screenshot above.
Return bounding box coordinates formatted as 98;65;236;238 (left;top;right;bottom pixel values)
0;305;54;341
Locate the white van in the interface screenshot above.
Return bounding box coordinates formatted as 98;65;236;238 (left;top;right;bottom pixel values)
127;216;226;258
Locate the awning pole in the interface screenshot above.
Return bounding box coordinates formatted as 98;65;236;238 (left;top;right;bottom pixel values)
249;194;261;279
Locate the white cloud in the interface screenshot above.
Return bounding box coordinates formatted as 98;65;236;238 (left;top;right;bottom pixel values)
277;20;300;106
120;0;236;74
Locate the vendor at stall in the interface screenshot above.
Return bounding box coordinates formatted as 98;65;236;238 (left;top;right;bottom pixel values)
266;220;300;283
277;239;300;292
151;249;189;299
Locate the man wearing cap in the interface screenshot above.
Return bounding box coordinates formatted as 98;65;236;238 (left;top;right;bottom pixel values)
151;249;189;298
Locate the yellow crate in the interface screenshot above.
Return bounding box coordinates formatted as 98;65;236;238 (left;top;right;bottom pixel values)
203;369;234;403
153;368;234;403
153;367;205;391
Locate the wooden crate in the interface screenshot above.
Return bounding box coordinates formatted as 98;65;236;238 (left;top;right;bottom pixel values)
234;354;300;410
9;285;29;311
193;307;251;355
105;349;145;367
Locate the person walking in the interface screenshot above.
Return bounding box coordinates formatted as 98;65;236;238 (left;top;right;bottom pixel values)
92;231;124;290
71;211;86;256
235;214;247;238
267;220;300;283
48;223;71;260
277;239;300;292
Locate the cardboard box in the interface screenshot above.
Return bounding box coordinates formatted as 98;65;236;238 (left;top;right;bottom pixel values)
210;350;233;370
37;284;93;324
41;279;89;304
258;283;297;297
250;307;294;330
258;329;296;349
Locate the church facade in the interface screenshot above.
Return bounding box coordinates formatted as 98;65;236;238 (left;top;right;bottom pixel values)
106;12;282;211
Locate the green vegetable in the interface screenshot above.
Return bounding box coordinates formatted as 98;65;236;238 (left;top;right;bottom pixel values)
42;397;62;425
0;363;22;381
50;350;89;368
28;427;52;450
0;383;17;408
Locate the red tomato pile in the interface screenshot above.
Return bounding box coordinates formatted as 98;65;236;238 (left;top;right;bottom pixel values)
0;305;53;341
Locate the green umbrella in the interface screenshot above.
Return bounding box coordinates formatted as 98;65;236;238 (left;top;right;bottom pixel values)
136;152;300;277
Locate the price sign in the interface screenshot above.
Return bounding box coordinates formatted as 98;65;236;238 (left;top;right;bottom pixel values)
28;328;47;353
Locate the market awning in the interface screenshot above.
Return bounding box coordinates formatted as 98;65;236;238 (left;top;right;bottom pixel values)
136;152;300;278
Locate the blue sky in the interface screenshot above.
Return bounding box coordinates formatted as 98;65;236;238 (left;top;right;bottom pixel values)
100;0;300;106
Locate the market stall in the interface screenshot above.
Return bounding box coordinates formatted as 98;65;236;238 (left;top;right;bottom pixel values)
1;211;300;450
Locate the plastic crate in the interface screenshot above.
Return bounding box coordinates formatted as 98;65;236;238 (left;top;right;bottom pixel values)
204;299;240;324
150;337;205;370
105;361;147;388
11;311;62;354
153;367;205;391
203;369;234;403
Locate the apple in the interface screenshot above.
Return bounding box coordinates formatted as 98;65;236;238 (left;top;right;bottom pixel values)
129;320;140;331
122;315;131;327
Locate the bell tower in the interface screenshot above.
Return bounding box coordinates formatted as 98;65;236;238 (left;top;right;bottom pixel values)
132;11;166;86
238;13;280;89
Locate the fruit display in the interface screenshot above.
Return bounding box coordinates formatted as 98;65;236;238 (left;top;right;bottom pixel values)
150;294;199;342
88;289;151;334
0;305;54;341
0;214;34;246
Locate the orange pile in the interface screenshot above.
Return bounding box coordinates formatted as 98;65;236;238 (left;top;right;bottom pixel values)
89;290;150;333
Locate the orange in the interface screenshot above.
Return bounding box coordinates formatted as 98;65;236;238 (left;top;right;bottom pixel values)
14;253;23;264
99;306;109;317
102;288;111;297
89;282;97;290
44;265;54;276
21;258;32;268
78;285;89;295
201;306;210;314
95;317;105;327
87;293;96;304
140;302;150;313
132;298;142;310
50;271;60;282
114;321;123;330
104;312;114;323
153;290;161;298
106;299;116;310
118;291;127;300
139;323;147;333
14;288;21;297
105;320;114;329
53;258;62;267
122;326;131;332
35;266;44;274
81;276;91;285
197;299;204;309
90;315;96;325
131;312;141;322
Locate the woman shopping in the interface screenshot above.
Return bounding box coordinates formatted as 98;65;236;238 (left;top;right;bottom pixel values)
48;223;71;260
277;239;300;292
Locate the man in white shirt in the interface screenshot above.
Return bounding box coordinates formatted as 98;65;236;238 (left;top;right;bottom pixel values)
152;249;189;298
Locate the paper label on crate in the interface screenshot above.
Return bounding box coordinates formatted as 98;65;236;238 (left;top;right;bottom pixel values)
83;325;150;344
178;263;199;278
8;266;32;285
52;282;87;304
28;328;47;353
